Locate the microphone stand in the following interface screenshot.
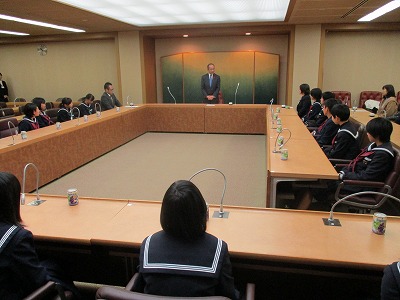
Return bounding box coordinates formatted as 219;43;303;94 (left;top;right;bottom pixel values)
234;83;240;105
21;163;44;206
272;128;292;153
126;95;130;106
167;87;177;104
95;103;101;118
270;98;276;129
189;168;228;218
323;190;399;226
7;120;17;146
71;107;81;125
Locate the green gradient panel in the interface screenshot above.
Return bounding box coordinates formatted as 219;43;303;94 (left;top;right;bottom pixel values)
254;52;279;104
161;54;183;103
183;52;254;104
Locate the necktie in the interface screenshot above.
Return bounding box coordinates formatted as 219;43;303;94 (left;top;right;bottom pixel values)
209;75;212;87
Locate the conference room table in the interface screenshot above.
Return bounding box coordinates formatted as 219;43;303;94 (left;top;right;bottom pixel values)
21;194;400;288
266;106;338;207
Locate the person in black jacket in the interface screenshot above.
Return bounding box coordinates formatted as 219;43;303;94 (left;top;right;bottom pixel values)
312;98;340;146
303;87;322;125
0;72;9;102
0;172;79;299
57;97;73;122
18;103;40;132
32;97;53;128
308;91;336;128
381;261;400;300
78;93;95;116
296;83;311;119
297;117;394;210
133;180;239;299
323;104;360;160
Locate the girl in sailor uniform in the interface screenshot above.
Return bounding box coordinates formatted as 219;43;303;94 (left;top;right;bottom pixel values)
18;103;40;132
133;180;239;299
57;97;73;123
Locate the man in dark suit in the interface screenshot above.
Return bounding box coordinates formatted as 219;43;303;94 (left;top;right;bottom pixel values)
100;82;122;111
201;63;220;104
0;73;9;102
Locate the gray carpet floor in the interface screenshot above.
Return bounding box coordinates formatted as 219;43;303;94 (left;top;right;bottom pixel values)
40;132;266;207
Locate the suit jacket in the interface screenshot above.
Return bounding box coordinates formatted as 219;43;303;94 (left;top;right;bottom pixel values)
201;73;220;103
0;80;9;102
100;92;121;111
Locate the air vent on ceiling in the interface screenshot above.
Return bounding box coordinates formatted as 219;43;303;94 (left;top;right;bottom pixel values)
341;0;369;18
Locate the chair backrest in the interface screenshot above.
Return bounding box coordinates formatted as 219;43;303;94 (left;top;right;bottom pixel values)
45;108;59;123
359;91;382;108
332;91;351;107
397;91;400;105
96;286;231;300
45;102;54;109
14;97;26;102
0;108;15;118
0;117;18;138
0;102;6;108
384;147;400;199
56;97;63;102
352;122;368;149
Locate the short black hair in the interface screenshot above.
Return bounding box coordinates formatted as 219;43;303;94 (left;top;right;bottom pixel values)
310;88;322;102
322;91;335;101
84;93;95;101
323;98;340;112
23;103;38;118
60;97;72;108
331;104;350;121
104;82;112;90
0;172;22;225
299;84;310;95
366;117;393;143
32;97;46;111
160;180;207;240
382;84;396;99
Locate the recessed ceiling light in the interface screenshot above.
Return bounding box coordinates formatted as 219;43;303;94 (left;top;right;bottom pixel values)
54;0;290;27
183;34;189;38
358;0;400;21
0;30;29;36
0;13;85;32
245;32;251;36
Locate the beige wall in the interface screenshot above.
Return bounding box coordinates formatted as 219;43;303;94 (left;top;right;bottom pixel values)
291;25;322;106
0;39;118;102
323;31;400;107
155;35;289;104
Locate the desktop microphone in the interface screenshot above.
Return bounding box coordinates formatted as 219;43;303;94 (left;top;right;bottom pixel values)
7;120;17;145
126;95;130;106
234;82;240;105
21;163;42;205
167;86;177;104
272;128;291;153
71;107;81;125
189;168;229;218
323;190;399;226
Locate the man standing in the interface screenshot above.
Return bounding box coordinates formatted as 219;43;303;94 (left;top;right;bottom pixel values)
201;63;220;104
0;73;9;102
101;82;121;111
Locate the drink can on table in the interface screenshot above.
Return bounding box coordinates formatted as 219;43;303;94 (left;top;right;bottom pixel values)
67;188;79;206
372;212;386;235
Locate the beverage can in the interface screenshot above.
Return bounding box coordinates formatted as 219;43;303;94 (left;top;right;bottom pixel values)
96;111;101;118
281;149;288;160
276;125;283;133
116;107;120;112
67;188;79;206
21;131;27;140
273;113;278;120
276;107;281;113
277;118;282;125
277;136;284;146
56;122;61;130
83;115;88;122
372;212;386;235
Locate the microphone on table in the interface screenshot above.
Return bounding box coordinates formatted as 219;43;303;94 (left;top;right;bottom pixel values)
189;168;229;218
167;87;177;104
234;82;240;105
272;128;291;153
323;189;400;226
21;163;43;206
71;107;81;125
7;120;17;145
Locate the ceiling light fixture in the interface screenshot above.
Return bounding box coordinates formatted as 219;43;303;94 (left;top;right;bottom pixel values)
245;32;251;36
0;30;29;36
0;14;85;32
358;0;400;21
183;34;189;38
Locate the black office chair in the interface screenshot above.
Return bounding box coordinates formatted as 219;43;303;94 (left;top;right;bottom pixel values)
96;273;255;300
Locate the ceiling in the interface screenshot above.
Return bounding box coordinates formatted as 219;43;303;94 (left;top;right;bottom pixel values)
0;0;399;39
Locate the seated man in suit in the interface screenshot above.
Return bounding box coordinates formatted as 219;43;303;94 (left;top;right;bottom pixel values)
100;82;121;111
201;63;220;104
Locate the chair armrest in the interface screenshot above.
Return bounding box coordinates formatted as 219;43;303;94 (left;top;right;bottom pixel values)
245;283;255;300
96;286;139;300
23;281;56;300
125;273;139;291
341;180;386;188
307;126;317;132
